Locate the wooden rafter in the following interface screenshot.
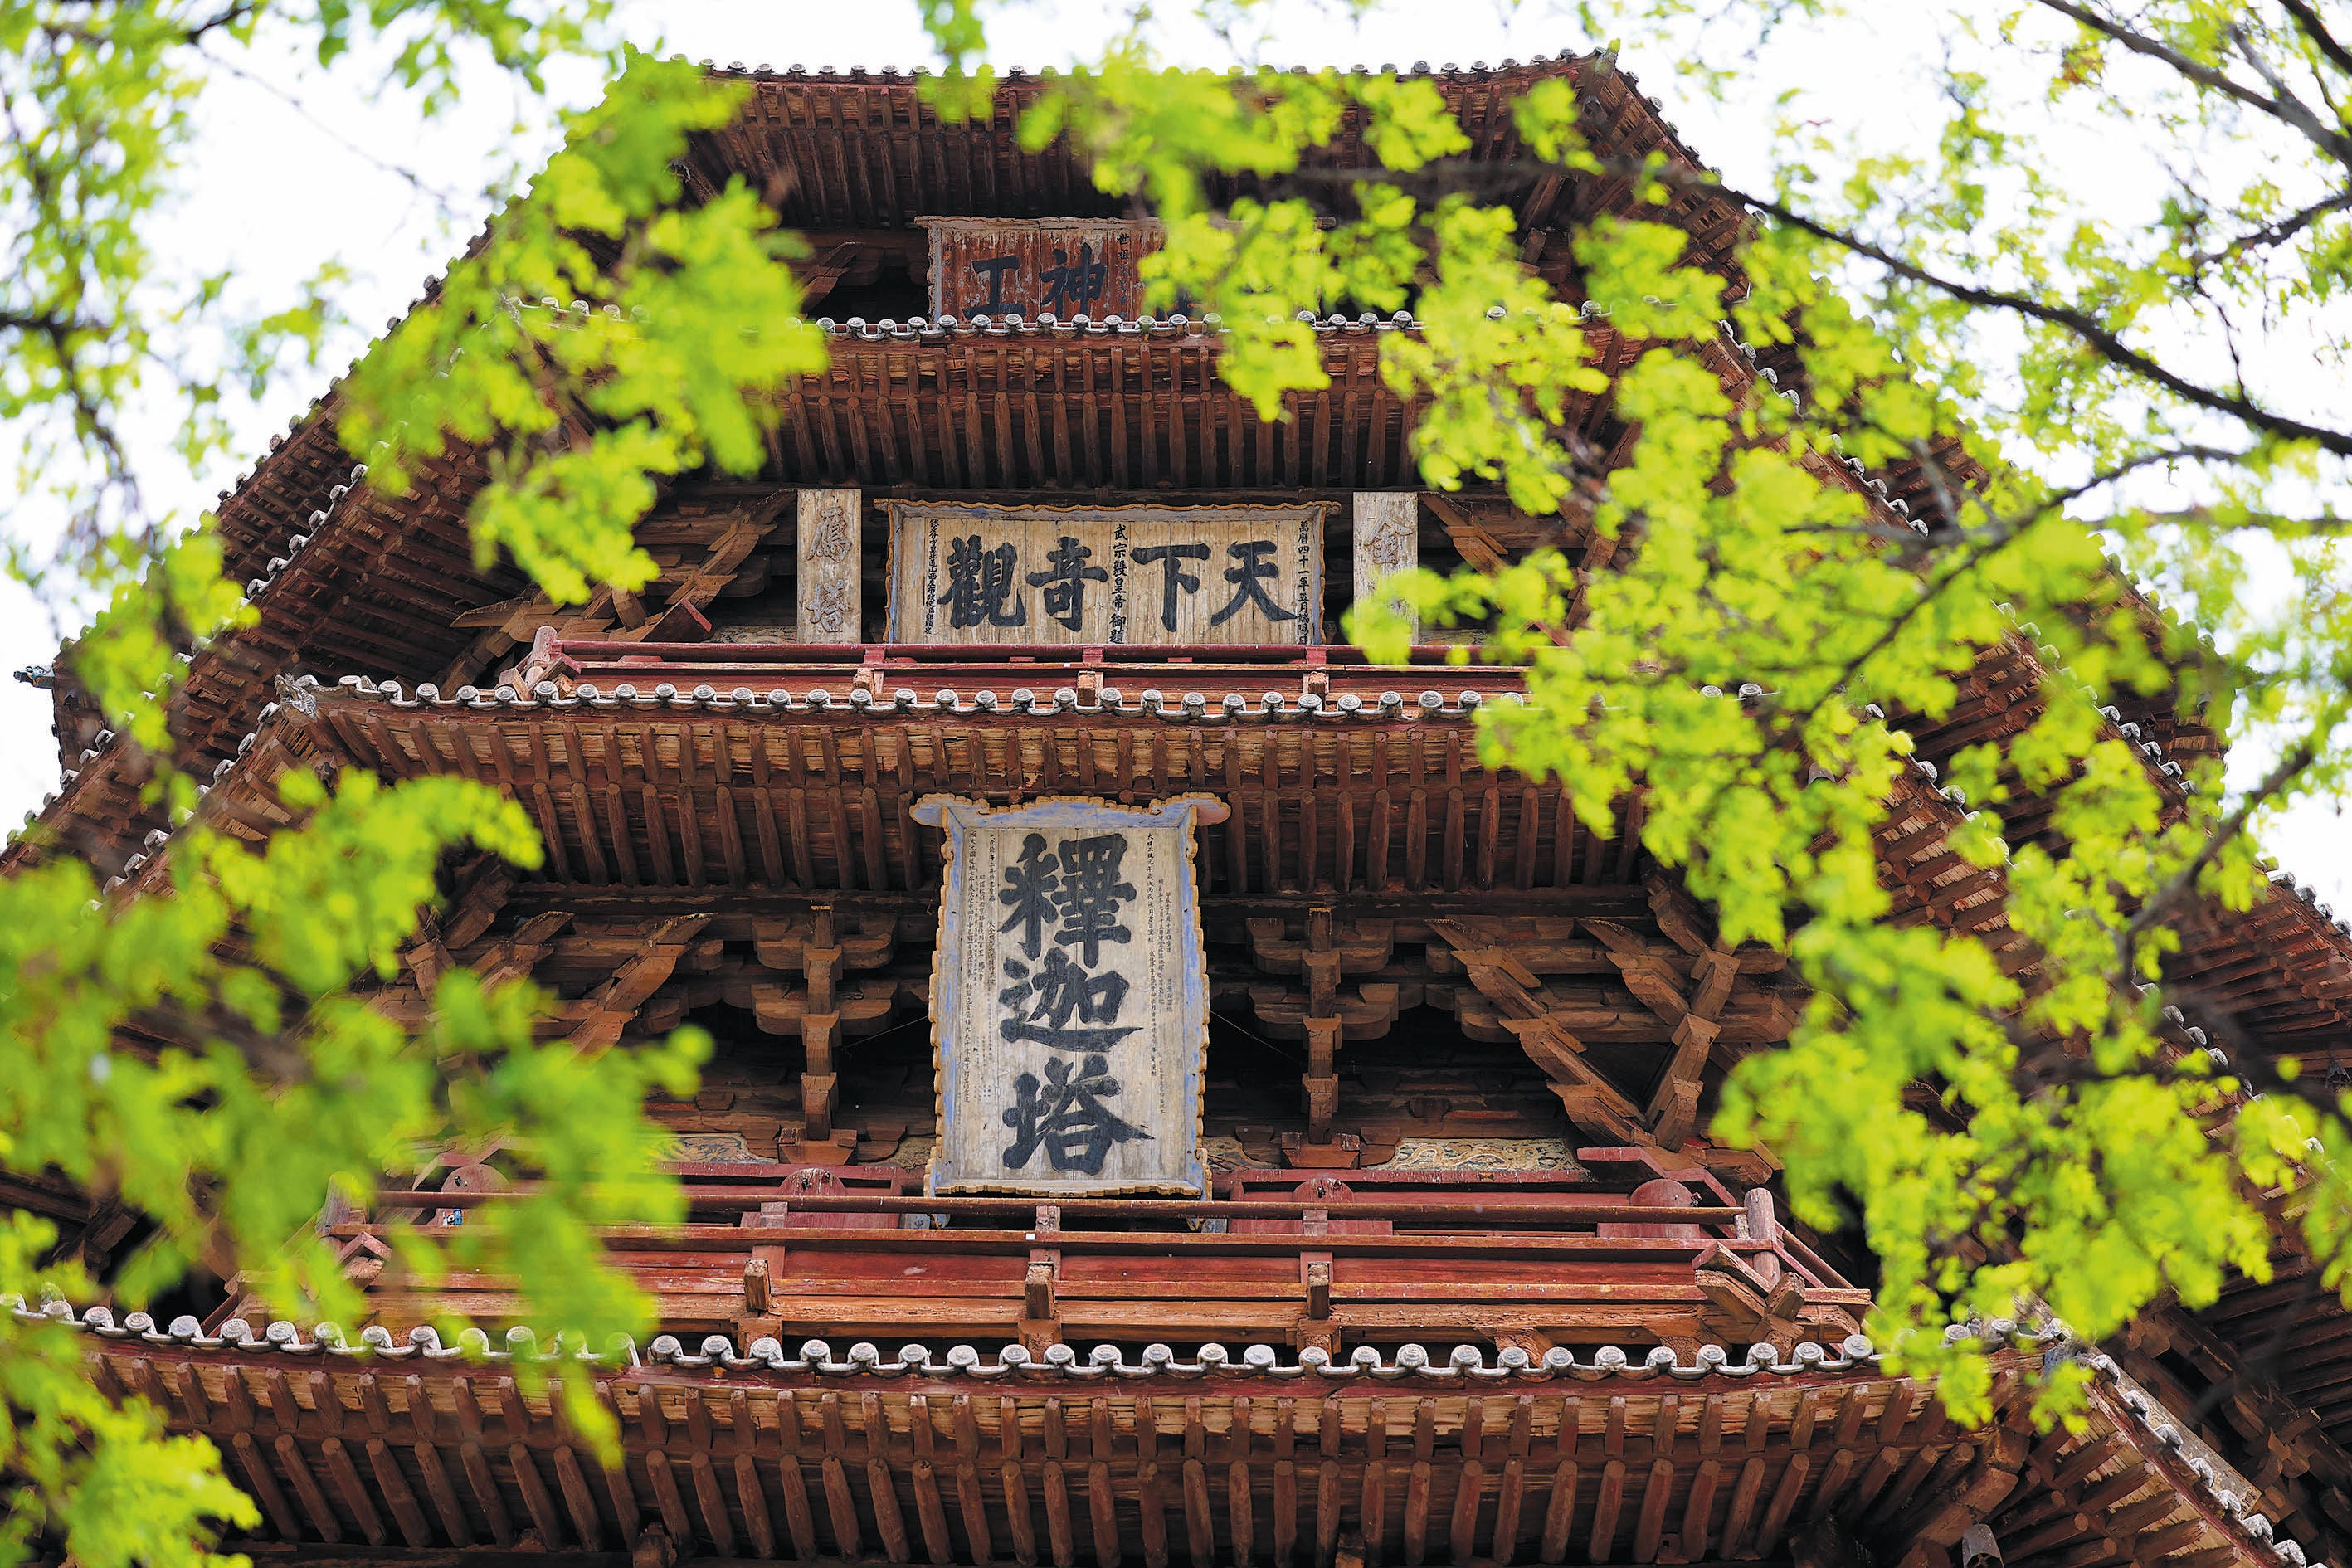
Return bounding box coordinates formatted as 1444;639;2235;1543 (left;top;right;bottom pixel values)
1883;1426;2027;1568
95;1346;2157;1568
2121;1302;2352;1546
1421;491;1511;572
382;909;718;1054
441;500;788;691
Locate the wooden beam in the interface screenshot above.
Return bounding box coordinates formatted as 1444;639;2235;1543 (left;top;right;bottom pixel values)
505;884;1665;926
1887;1428;2027;1568
228;1554;1825;1568
1423;493;1510;573
562;914;712;1049
1432;922;1651;1144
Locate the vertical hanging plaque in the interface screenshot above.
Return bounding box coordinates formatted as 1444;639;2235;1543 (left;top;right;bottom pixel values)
797;488;863;642
1351;491;1420;645
913;794;1230;1195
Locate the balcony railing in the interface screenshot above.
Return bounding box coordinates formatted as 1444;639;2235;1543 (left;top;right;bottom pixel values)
316;1163;1863;1351
538;640;1537;717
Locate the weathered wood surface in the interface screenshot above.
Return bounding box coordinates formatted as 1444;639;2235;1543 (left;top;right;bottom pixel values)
921;217;1163;322
796;489;862;642
311;691;1624;904
887;502;1327;645
298;1160;1865;1356
1351;494;1420;645
111;1351;2259;1568
921;796;1223;1196
29;51;2340;1566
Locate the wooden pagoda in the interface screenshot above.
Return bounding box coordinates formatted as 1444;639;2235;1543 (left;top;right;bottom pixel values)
8;51;2351;1568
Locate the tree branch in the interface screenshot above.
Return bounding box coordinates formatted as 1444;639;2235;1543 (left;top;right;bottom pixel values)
2278;0;2352;83
2189;186;2352;266
2121;733;2323;958
193;42;465;214
2226;18;2352;168
1770;441;2245;739
2033;0;2352;164
1707;178;2352;457
179;0;261;45
1262;148;2351;460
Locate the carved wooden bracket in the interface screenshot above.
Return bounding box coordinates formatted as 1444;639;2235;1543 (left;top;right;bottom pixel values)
1432;920;1652;1145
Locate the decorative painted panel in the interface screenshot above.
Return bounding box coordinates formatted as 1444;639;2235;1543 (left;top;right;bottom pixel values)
884;500;1328;645
913;794;1229;1196
918;217;1163;320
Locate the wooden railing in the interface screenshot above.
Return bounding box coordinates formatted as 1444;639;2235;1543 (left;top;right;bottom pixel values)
544;639;1536;706
326;1167;1865;1351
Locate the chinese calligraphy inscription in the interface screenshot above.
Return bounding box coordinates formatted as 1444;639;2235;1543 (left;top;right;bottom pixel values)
917;795;1228;1195
937;537;1026;630
1351;491;1420;645
796;489;863;643
1025;536;1108;632
1001;1054;1144;1174
888;502;1328;645
919;217;1159;320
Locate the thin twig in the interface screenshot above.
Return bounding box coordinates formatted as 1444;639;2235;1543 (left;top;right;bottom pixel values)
2033;0;2352;163
2187;187;2352;267
2121;733;2324;963
192;43;469;216
1704;178;2352;458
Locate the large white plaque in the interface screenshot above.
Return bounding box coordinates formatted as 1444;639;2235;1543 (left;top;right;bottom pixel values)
913;794;1229;1195
884;501;1327;645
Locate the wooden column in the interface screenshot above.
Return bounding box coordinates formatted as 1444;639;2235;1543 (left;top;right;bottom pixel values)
1303;907;1342;1147
797;489;863;643
1352;493;1419;643
1021;1203;1064;1357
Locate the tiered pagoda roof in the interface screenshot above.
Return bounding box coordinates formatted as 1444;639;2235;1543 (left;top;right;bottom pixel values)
7;49;2350;1568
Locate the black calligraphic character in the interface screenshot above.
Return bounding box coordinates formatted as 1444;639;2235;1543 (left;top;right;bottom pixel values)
1051;833;1136;967
937;536;1028;629
970;253;1021;313
1209;538;1299;627
1025;535;1108;633
1038;242;1108;317
1001;1054;1150;1176
996;950;1139;1050
1132;542;1210;632
998;833;1060;959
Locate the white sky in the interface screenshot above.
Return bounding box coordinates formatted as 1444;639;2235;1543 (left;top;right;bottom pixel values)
4;0;2344;907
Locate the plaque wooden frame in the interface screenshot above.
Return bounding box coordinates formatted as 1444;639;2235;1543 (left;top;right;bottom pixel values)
883;499;1331;645
912;792;1230;1197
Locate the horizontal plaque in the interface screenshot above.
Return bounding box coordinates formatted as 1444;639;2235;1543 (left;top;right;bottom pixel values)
885;500;1328;645
915;794;1228;1196
918;217;1163;321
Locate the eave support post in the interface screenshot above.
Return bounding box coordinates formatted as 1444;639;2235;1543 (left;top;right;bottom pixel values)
799;907;843;1143
1020;1203;1063;1358
1303;906;1342;1148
